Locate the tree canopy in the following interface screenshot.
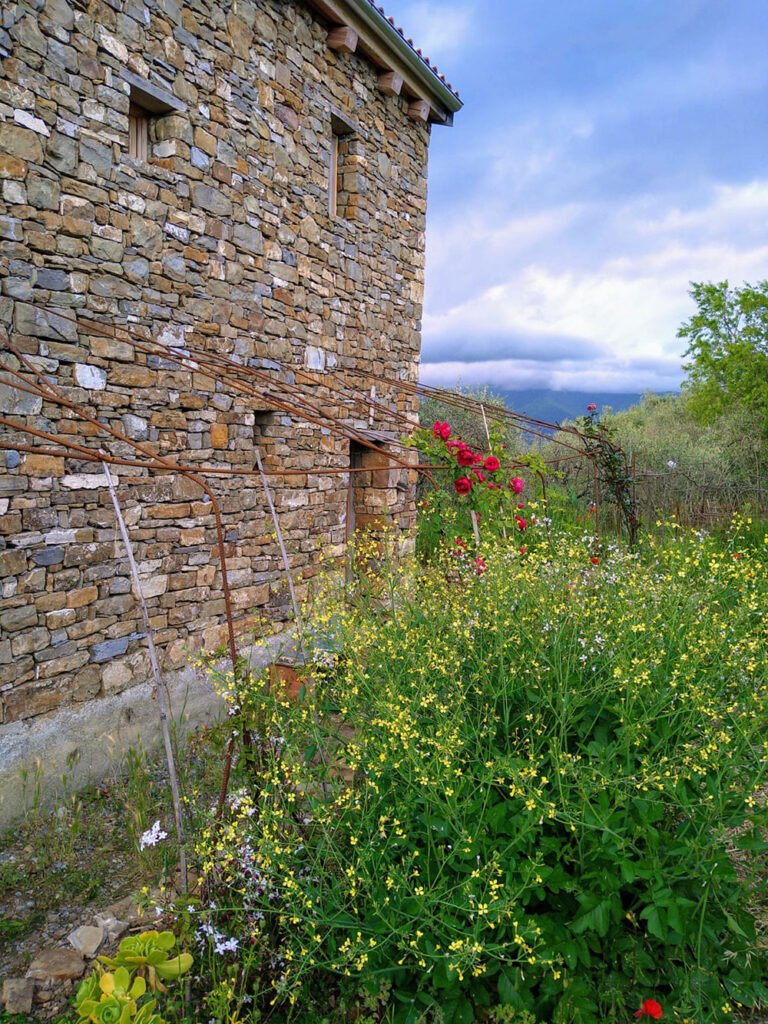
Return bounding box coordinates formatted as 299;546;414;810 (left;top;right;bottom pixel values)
679;280;768;428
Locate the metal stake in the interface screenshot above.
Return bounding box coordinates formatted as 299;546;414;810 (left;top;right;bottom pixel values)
254;447;305;655
102;460;188;894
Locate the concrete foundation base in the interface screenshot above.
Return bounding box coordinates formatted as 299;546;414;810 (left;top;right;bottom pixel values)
0;632;292;828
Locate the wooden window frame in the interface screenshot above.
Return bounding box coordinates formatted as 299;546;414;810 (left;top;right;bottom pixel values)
128;101;150;162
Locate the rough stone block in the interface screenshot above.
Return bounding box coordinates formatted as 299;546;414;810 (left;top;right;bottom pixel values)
0;548;27;576
62;474;113;489
11;626;50;656
14;109;50;137
0;383;42;415
68;925;104;958
26;948;85;982
36;268;70;290
191;182;232;217
31;546;64;566
90;637;132;663
13;303;78;342
68;586;99;608
0;605;38;632
2;977;35;1015
3;125;43;163
138;574;167;598
180;527;205;546
74;363;107;390
210;423;228;448
24;454;65;476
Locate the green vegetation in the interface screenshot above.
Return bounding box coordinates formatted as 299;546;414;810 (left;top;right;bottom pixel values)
8;281;768;1023
73;934;193;1024
679;280;768;429
183;509;768;1024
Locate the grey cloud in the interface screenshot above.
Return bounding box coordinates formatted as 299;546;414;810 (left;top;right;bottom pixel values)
421;330;603;364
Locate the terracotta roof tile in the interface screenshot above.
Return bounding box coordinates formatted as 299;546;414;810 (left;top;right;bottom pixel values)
366;1;460;100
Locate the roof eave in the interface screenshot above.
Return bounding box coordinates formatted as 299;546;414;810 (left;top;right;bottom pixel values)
305;0;462;124
348;0;463;117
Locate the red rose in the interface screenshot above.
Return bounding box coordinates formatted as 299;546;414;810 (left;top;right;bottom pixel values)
473;452;484;465
519;545;527;555
475;556;486;576
635;999;662;1020
457;447;475;467
517;502;525;510
475;470;486;483
591;556;599;564
484;455;500;472
455;537;466;549
433;420;451;440
587;402;598;413
515;516;527;531
511;477;524;494
454;476;473;495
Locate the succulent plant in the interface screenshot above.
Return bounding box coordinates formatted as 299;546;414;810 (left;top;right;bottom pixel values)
99;930;193;992
73;931;192;1022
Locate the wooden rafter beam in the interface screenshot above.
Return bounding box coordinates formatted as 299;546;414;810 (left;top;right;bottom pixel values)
377;70;403;97
406;99;430;122
305;0;453;124
327;24;358;53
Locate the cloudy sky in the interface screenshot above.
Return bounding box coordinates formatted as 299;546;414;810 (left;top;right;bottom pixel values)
381;0;768;393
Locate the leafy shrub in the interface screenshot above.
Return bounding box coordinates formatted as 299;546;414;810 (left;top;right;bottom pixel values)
550;394;768;527
197;520;768;1023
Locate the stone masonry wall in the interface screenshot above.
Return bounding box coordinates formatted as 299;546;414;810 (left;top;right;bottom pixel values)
0;0;428;730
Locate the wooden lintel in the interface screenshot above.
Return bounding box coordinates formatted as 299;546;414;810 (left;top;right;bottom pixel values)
327;25;358;53
377;70;403;97
407;99;431;122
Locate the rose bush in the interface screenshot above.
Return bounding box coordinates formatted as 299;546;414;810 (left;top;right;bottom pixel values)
410;420;546;557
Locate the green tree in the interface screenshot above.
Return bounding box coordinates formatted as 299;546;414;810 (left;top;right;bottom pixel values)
679;280;768;427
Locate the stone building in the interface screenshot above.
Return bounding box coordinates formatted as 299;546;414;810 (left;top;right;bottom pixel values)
0;0;461;819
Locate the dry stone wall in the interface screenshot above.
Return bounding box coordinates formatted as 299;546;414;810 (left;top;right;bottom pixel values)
0;0;428;731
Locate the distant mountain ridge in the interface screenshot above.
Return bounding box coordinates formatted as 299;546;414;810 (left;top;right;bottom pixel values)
496;389;647;426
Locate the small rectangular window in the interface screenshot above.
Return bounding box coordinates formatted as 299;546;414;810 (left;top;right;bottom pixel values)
128;101;149;162
329;132;340;218
329;111;361;221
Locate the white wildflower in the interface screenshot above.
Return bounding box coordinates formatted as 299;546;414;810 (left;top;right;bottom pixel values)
139;820;168;850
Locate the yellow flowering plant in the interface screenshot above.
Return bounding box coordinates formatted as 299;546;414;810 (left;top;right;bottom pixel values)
194;516;768;1024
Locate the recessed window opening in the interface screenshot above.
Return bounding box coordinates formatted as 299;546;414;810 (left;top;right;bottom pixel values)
128;100;150;161
330;111;357;220
122;70;187;164
329;131;341;217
